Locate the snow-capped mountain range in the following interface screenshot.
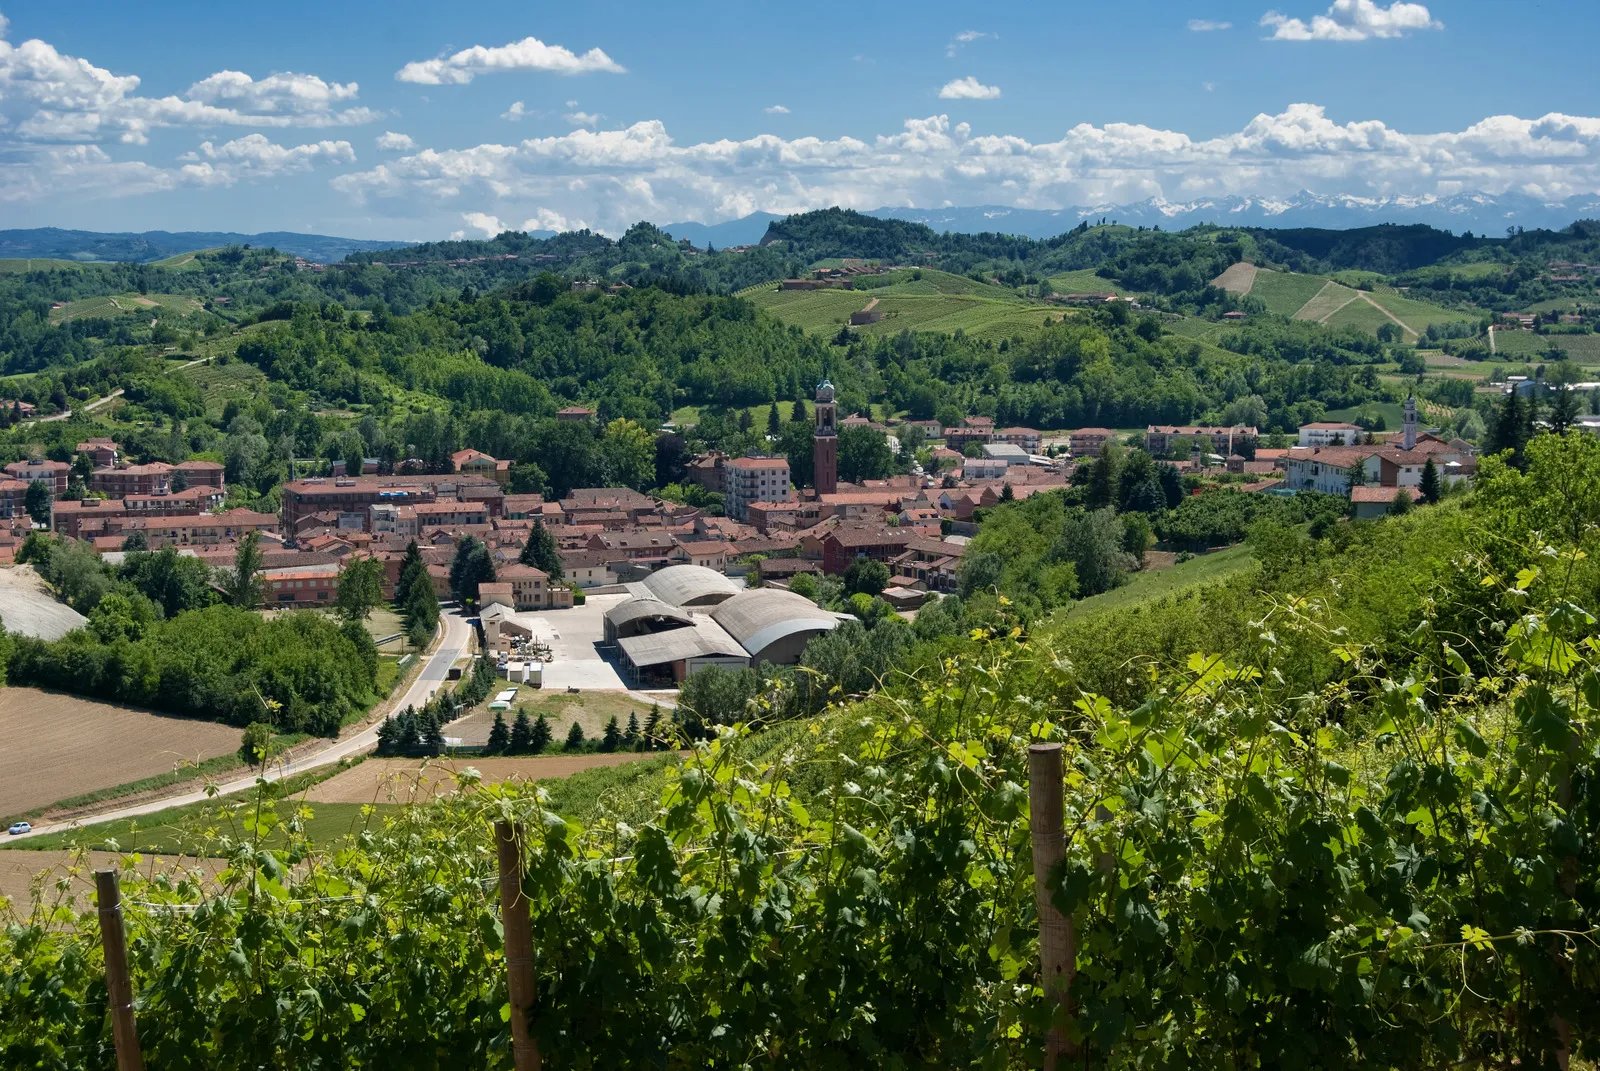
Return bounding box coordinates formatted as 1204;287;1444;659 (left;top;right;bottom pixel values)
662;192;1600;246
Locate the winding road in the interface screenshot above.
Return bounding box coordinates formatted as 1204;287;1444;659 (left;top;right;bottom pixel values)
10;611;474;842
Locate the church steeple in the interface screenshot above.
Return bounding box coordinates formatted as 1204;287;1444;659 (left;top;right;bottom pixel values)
1402;394;1417;451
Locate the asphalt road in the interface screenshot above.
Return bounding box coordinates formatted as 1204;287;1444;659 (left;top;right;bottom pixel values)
8;611;474;842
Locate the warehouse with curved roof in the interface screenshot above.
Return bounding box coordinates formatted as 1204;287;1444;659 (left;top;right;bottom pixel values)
602;597;697;642
710;589;844;666
628;564;740;608
603;584;846;686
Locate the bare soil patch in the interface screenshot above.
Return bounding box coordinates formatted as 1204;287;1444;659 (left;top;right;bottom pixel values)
306;753;667;804
0;688;240;819
1211;262;1258;295
0;566;87;640
0;850;229;914
1141;550;1179;572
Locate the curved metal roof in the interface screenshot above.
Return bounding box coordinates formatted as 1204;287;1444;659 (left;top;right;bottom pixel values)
710;589;841;657
635;565;741;607
604;597;695;632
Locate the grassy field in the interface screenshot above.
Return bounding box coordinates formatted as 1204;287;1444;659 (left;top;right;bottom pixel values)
1046;268;1136;297
1324;296;1401;335
1492;329;1600;363
446;689;662;746
1249;270;1334;317
745;282;1065;342
0;258;88;273
1363;290;1472;335
0;688;243;821
1292;279;1363;323
1325;401;1407;429
1057;544;1256;622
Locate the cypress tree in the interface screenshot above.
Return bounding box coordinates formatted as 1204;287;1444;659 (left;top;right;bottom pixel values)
1419;458;1440;504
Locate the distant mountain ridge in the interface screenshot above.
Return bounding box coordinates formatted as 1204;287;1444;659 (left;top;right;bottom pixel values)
657;192;1600;246
868;191;1600;239
0;228;410;264
10;188;1600;266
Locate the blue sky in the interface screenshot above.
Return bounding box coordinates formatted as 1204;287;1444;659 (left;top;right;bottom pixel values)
2;1;1597;239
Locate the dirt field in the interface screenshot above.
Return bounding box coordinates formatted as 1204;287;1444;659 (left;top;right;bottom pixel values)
0;688;241;819
0;566;87;640
1211;262;1258;295
0;849;229;914
305;753;666;804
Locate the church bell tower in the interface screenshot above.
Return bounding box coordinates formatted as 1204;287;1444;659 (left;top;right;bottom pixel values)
813;379;838;495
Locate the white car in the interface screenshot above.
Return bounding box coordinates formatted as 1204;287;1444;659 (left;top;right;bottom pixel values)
7;822;30;836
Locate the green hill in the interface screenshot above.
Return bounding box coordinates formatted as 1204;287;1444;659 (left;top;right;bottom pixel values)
744;267;1066;340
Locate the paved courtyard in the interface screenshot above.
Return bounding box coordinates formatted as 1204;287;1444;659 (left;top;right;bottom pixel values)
503;592;631;691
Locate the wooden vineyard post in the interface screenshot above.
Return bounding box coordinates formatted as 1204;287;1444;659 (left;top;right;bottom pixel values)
495;821;543;1071
94;869;145;1071
1028;743;1078;1068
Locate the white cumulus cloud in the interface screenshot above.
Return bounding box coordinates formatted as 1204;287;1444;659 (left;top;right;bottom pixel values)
1188;19;1232;31
938;76;1001;100
395;36;625;85
1261;0;1441;40
323;106;1600;237
0;21;375;145
177;134;355;186
502;101;528;121
765;104;790;115
376;131;416;151
565;110;601;128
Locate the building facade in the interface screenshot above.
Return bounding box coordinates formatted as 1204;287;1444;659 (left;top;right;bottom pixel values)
722;456;791;521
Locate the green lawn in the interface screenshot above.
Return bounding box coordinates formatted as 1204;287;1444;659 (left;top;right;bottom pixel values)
1248;269;1332;317
1057;544;1257;622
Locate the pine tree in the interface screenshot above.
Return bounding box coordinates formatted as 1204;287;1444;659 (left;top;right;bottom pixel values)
1489;389;1526;467
530;713;552;754
376;715;398;755
625;711;640;749
519;518;564;580
602;716;621;752
422;709;444;756
791;397;808;425
1419;458;1440;504
767;402;781;436
1346;459;1367;489
396;706;421;755
1388;489;1415;516
509;712;533;754
486;710;510;754
643;704;661;750
564;720;586;752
